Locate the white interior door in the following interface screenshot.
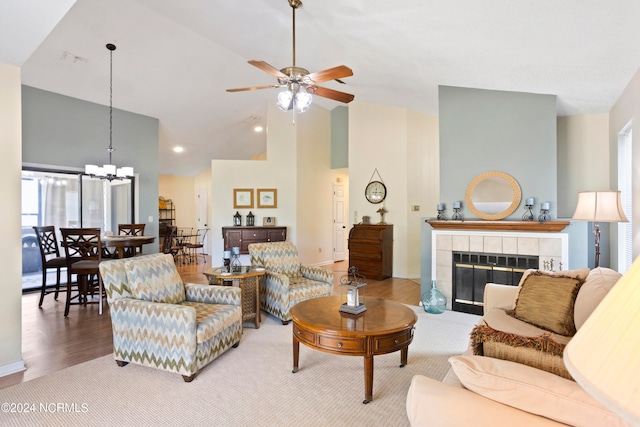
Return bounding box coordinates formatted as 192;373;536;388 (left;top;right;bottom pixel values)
333;183;347;261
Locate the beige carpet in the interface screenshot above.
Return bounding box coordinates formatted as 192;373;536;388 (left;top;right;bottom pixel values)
0;306;479;427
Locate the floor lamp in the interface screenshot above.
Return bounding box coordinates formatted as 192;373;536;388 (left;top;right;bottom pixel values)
571;190;628;267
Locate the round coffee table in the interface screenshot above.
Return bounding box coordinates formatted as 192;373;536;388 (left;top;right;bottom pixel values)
290;295;418;403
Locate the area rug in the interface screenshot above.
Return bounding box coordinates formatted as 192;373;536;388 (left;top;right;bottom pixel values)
0;307;479;427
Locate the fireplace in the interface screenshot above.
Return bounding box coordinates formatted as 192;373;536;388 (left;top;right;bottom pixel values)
428;223;569;313
452;251;539;314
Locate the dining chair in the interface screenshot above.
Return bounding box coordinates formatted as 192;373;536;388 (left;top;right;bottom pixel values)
118;223;146;257
60;228;104;316
174;227;193;265
161;225;177;255
185;228;208;264
33;226;67;307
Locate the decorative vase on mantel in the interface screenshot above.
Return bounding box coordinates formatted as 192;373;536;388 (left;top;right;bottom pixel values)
422;280;447;314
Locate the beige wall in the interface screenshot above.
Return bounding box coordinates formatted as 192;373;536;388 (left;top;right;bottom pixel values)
159;169;213;252
349;101;439;279
407;111;439;278
296;105;347;265
0;63;24;374
610;68;640;261
159;174;196;228
211;101;298;264
557;114;610;218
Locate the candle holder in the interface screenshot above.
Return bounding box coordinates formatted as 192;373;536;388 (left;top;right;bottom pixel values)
452;201;463;221
339;266;367;315
436;203;447;220
538;204;550;224
231;254;242;272
522;198;535;221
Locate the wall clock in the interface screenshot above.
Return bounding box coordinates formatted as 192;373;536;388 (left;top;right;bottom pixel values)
365;180;387;204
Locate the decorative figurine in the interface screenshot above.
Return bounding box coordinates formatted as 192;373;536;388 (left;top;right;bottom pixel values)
376;206;388;224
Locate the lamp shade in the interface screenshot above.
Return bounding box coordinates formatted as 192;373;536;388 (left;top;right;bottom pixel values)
564;255;640;425
572;191;628;222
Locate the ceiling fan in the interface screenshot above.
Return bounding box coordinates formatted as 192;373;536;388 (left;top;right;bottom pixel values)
226;0;354;113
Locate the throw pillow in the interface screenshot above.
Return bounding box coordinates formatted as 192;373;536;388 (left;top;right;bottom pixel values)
449;355;630;427
470;315;572;380
573;267;622;330
511;268;590;310
125;254;185;304
513;270;587;336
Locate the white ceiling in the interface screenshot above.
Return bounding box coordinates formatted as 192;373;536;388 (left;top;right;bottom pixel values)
4;0;640;177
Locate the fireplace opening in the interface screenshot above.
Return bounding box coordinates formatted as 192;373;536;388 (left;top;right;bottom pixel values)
452;251;539;315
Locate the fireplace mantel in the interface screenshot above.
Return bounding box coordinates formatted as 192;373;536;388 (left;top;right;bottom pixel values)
425;220;570;232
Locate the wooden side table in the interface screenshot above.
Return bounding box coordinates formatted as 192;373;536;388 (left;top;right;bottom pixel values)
203;267;265;328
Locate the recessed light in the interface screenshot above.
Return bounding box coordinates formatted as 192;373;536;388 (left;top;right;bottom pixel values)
173;146;184;153
254;126;263;132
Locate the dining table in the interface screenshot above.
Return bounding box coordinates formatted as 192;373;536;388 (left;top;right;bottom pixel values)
102;235;156;259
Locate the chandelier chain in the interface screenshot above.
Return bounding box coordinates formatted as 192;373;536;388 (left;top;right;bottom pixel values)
108;45;114;163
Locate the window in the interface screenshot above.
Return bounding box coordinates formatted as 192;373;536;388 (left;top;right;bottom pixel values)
21;168;134;291
617;123;633;273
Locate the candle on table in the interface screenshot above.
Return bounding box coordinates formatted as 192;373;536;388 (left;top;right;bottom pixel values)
437;203;445;211
541;202;550;210
232;247;240;255
526;197;535;206
453;201;461;209
223;251;231;259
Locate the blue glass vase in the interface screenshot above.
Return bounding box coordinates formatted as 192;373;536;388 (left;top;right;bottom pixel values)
422;280;447;314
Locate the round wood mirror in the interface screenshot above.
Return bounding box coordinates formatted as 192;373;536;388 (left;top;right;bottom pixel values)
465;171;521;220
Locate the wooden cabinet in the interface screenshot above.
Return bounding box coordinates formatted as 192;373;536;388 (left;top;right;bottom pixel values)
348;224;393;280
222;226;287;254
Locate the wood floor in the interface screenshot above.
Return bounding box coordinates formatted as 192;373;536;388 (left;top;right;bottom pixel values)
0;258;420;390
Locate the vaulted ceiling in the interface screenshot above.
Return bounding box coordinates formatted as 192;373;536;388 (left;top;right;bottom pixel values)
4;0;640;177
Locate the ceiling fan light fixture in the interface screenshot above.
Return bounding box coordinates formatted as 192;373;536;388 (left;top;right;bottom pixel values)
294;90;312;113
277;90;294;111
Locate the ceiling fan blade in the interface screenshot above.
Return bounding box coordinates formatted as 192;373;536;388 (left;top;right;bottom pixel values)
307;86;354;103
226;84;280;92
305;65;353;84
248;60;288;79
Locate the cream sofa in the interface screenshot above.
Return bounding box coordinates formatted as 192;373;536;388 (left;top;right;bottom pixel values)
406;267;630;427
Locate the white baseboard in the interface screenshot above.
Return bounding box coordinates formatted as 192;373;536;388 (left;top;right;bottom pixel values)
0;360;26;378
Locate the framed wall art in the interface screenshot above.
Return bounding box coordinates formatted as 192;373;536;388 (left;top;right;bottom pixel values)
233;188;254;209
263;216;276;226
257;188;278;208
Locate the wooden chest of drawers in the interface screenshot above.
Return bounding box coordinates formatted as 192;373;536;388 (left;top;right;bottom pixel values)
222;226;286;254
348;224;393;280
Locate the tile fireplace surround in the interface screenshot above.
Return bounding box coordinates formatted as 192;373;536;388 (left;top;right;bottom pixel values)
430;227;569;310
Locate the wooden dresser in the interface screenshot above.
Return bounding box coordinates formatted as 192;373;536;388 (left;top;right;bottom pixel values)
222;226;287;254
348;224;393;280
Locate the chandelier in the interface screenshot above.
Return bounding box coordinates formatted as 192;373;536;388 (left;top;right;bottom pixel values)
84;43;134;180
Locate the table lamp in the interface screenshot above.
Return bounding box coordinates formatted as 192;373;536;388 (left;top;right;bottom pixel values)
564;254;640;426
571;190;628;267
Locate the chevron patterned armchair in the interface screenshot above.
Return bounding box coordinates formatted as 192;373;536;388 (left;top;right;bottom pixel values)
248;241;333;325
99;253;243;382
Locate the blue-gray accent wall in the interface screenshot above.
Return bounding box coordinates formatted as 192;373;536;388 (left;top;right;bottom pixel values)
21;86;160;249
331;106;348;169
438;86;557;219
